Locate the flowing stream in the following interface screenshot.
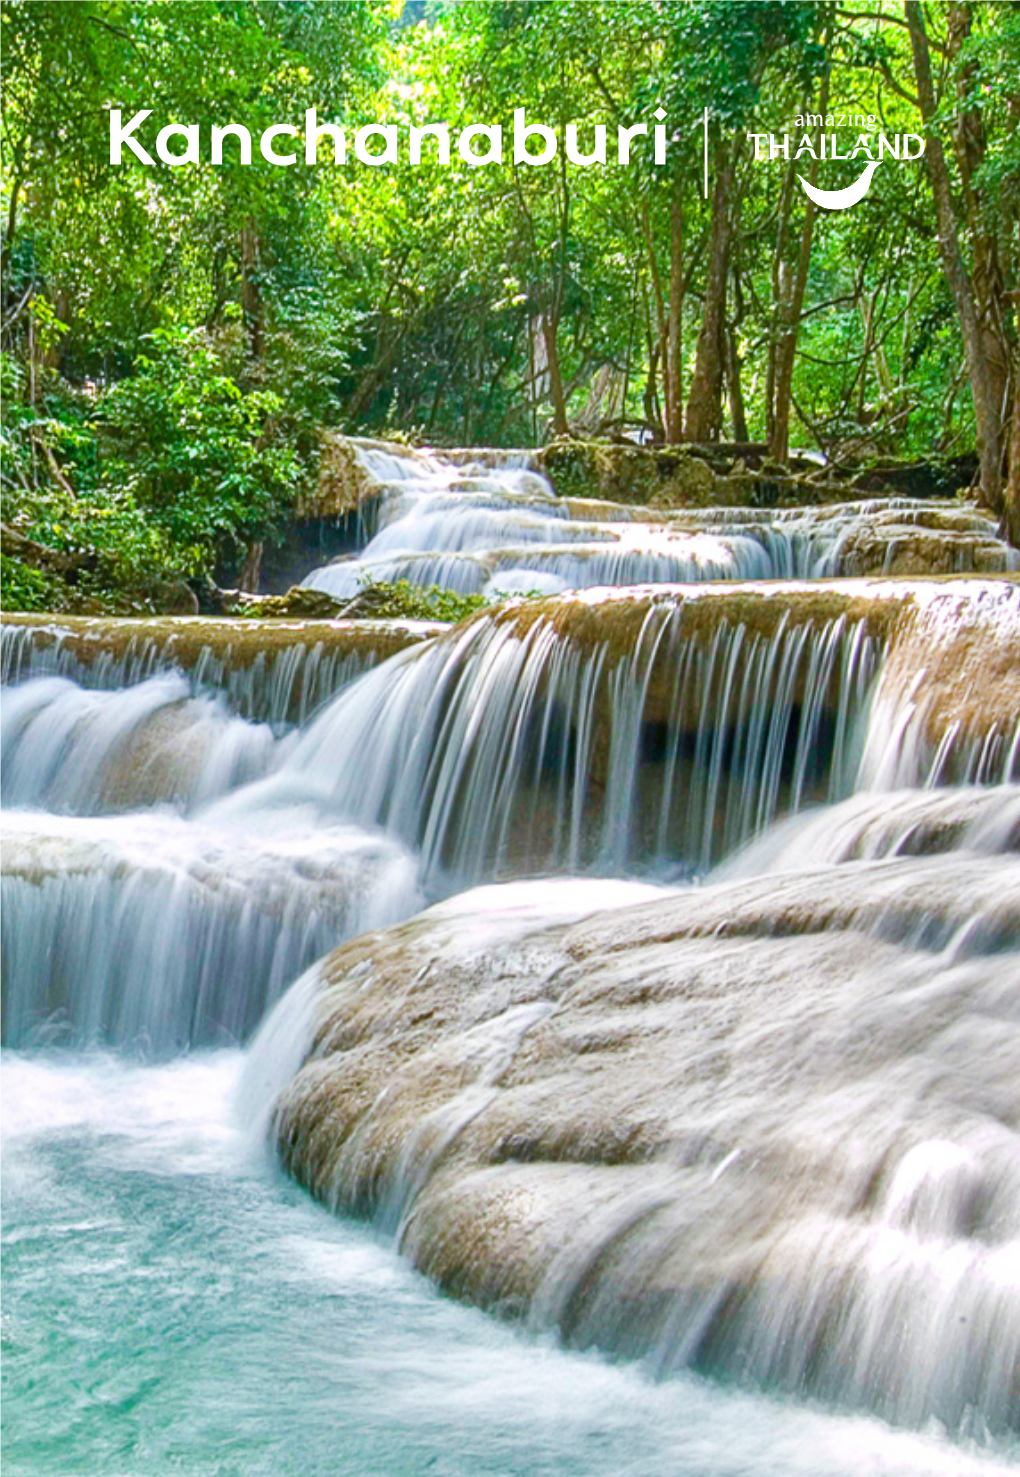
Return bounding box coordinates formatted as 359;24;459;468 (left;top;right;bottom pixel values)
3;444;1018;1473
4;1052;1010;1477
301;442;1017;597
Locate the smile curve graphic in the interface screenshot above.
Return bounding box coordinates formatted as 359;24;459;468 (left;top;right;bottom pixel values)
797;160;881;211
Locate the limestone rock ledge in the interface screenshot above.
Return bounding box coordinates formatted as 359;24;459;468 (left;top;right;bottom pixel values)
0;613;441;724
296;431;381;521
273;826;1020;1436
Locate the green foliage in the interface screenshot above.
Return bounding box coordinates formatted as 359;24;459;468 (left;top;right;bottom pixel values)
352;577;488;624
1;336;312;609
2;0;1017;613
0;553;64;611
6;0;1008;451
100;328;306;568
0;406;193;612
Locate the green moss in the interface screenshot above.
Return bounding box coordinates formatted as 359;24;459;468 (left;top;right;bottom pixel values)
539;439;723;508
538;438;901;510
479;580;915;675
537;440;606;500
0;611;436;672
231;579;488;624
228;587;348;620
297;430;378;521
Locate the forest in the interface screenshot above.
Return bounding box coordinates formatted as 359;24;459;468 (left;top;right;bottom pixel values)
1;0;1018;610
4;8;1020;1472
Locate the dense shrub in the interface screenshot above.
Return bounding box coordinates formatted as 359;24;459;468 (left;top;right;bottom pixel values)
99;327;307;569
1;332;316;611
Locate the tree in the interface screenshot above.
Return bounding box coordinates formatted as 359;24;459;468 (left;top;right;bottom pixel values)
3;0;1017;559
904;1;991;500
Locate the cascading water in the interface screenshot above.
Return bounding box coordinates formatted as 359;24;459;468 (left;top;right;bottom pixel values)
4;581;1018;1052
300;440;1018;598
1;613;435;724
2;811;421;1050
7;1059;1002;1477
4;448;1019;1473
271;813;1020;1441
212;595;880;882
1;674;282;813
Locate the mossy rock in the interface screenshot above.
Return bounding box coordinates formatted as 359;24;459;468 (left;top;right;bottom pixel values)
538;438;932;510
537;439;858;510
0;611;438;677
143;578;201;615
295;430;379;521
224;586;346;620
539;440;723;508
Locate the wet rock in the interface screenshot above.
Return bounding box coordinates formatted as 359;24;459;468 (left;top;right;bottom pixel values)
0;613;441;725
863;578;1020;773
818;505;1015;578
296;430;382;521
222;586;348;620
273;842;1020;1435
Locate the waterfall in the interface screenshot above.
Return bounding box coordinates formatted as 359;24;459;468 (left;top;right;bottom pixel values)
1;674;283;813
2;810;422;1051
1;615;432;724
300;442;1017;599
4;509;1019;1452
717;783;1020;875
207;581;1019;884
859;579;1020;789
221;597;879;882
4;580;1017;1054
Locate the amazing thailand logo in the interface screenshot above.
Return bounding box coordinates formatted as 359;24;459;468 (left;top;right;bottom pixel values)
748;112;925;210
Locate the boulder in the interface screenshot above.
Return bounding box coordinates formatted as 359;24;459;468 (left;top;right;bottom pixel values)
539;441;723;507
221;585;348;620
296;430;381;521
273;841;1020;1436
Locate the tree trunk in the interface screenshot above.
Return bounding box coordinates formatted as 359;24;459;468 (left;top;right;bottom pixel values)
906;0;1004;511
239;219;266;587
945;2;1011;503
543;313;570;437
644;336;663;436
769;71;829;464
664;178;684;443
765;157;798;453
25;309;38;407
240;219;264;361
2;521;94;575
2;164;23;274
346;325;407;422
42;287;70;373
237;540;263;594
685;137;738;441
1005;366;1020;548
727;325;748;444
